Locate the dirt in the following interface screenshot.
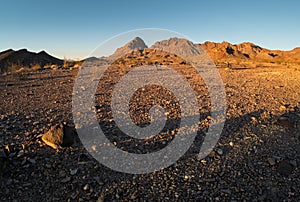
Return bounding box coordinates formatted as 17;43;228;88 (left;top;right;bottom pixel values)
0;63;299;201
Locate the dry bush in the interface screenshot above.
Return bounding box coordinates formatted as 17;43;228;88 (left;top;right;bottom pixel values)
31;63;42;71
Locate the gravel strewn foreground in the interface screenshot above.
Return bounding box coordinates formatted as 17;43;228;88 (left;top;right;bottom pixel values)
0;66;299;201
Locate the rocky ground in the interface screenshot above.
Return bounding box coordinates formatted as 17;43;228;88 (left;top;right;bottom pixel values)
0;57;299;201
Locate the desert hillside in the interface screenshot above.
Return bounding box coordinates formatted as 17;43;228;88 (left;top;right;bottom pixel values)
1;38;299;74
200;41;300;67
0;49;63;73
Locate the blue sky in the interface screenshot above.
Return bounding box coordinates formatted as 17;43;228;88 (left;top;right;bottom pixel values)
1;0;299;59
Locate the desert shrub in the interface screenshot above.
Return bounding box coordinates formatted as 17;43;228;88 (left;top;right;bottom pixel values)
7;63;24;73
31;63;42;71
63;58;82;68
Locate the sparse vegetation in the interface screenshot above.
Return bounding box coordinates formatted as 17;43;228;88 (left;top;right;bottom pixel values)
63;58;83;69
6;63;24;73
31;63;42;71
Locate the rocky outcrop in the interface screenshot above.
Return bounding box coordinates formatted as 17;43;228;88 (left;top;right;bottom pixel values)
200;41;300;64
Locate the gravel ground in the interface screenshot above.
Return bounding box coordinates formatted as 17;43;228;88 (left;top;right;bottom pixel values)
0;63;299;201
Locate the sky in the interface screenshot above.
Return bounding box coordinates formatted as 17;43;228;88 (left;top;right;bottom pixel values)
1;0;299;59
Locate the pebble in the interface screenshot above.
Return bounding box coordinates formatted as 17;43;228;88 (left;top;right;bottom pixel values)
45;163;51;168
277;160;294;176
21;159;27;166
17;150;24;158
216;148;223;155
70;168;78;176
6;179;13;186
277;116;294;128
83;184;90;191
9;152;16;158
279;105;286;111
23;183;32;187
61;177;71;183
290;160;297;167
28;158;36;164
59;170;66;178
267;158;276;166
70;191;79;200
32;121;39;126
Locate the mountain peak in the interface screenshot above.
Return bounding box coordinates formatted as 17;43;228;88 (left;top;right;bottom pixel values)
150;37;203;57
129;37;146;49
109;37;148;60
37;50;49;56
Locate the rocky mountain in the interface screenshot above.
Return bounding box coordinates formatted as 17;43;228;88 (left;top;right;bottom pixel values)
106;37;300;67
200;41;300;65
109;37;148;60
2;38;299;73
150;37;204;58
0;49;63;73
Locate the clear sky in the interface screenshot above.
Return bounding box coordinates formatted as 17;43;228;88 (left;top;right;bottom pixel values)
1;0;299;59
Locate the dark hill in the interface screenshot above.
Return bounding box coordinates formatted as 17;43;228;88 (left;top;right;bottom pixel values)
0;49;63;73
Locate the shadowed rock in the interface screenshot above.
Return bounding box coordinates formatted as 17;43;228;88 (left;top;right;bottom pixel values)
42;123;75;150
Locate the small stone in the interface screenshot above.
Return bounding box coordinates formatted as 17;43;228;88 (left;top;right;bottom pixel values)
32;121;39;126
59;170;66;178
28;158;36;164
61;176;71;183
279;105;286;111
267;158;276;166
277;160;294;176
229;142;234;147
216;148;223;155
71;191;79;200
23;183;32;187
70;168;78;176
6;179;13;186
83;184;90;191
0;148;7;159
251;117;257;122
17;150;24;158
21;159;27;166
290;160;297;167
93;177;104;185
277;116;294;128
9;152;16;158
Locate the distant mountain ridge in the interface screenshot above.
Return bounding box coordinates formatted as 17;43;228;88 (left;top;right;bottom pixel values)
1;38;299;73
200;41;300;64
107;37;300;66
0;49;63;73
